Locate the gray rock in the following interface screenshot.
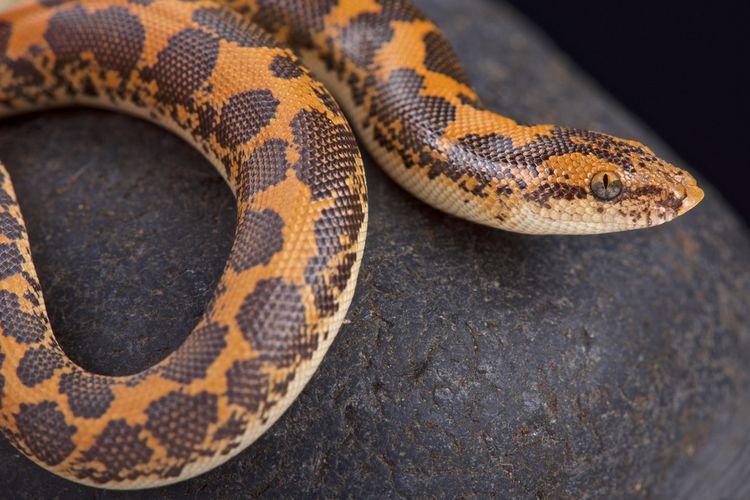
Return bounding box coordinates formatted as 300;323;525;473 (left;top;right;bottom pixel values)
0;0;748;497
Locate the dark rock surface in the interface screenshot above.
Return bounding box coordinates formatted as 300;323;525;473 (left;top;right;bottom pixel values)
0;0;748;497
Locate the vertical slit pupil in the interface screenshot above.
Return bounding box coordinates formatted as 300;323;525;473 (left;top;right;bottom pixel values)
603;174;610;189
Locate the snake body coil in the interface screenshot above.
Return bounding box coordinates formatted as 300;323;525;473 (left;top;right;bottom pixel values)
0;0;702;488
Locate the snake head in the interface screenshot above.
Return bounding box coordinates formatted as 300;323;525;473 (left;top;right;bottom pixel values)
511;128;704;234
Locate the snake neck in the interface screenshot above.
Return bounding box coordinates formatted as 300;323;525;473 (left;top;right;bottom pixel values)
227;0;527;226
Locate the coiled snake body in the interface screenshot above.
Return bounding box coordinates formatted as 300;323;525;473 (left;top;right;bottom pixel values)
0;0;702;488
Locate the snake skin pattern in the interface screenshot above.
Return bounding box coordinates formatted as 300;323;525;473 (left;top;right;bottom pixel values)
0;0;702;489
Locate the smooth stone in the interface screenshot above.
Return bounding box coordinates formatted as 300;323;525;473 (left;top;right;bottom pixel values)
0;0;748;497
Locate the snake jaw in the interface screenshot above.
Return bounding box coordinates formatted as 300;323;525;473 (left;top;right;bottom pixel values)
676;179;704;216
648;166;704;220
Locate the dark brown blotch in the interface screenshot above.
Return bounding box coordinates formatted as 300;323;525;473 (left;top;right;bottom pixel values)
144;391;218;459
338;12;395;68
0;210;24;240
78;419;154;484
225;358;268;413
215;89;279;148
0;186;15;207
0;188;16;207
0;243;24;280
342;0;427;60
374;0;425;22
454;132;533;180
371;68;457;137
236;138;290;200
422;30;469;84
15;401;76;466
235;278;314;368
141;28;219;104
45;6;145;78
230;208;285;273
192;7;276;48
0;290;46;344
58;372;115;419
291;109;360;200
269;54;303;79
312;85;341;115
194;102;218;140
162;321;228;384
16;346;64;388
250;0;338;48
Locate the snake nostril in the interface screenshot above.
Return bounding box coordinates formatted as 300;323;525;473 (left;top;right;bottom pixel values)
674;183;687;200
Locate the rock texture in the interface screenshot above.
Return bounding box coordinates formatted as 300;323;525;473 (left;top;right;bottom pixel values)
0;0;748;497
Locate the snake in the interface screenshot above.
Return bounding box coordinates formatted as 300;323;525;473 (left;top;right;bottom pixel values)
0;0;703;489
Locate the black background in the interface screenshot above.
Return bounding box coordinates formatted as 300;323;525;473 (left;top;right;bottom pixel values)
504;0;749;225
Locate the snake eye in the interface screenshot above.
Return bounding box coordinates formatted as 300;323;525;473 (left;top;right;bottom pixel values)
590;171;622;200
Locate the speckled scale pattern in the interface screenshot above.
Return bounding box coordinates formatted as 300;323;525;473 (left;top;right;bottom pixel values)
0;0;701;490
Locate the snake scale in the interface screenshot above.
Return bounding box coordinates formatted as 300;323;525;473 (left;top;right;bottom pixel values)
0;0;703;489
